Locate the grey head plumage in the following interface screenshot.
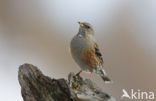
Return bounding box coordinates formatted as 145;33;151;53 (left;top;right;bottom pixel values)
78;22;94;36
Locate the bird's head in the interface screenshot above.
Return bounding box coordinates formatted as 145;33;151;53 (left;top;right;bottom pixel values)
78;22;94;35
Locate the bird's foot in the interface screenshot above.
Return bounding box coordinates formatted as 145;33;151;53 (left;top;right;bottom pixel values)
76;70;82;76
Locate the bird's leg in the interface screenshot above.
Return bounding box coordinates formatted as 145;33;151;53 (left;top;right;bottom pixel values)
89;72;93;79
76;70;82;76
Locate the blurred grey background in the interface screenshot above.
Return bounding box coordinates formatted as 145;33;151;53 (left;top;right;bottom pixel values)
0;0;156;101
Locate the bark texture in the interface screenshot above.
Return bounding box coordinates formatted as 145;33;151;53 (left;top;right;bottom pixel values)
18;63;116;101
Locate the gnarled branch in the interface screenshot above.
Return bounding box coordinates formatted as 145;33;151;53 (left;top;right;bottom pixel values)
18;64;116;101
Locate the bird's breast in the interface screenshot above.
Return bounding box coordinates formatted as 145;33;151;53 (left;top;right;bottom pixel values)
70;36;90;65
71;36;89;54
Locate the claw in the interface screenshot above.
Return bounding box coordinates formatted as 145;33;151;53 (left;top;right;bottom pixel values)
76;70;82;76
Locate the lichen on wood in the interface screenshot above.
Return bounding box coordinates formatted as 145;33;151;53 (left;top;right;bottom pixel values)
18;63;116;101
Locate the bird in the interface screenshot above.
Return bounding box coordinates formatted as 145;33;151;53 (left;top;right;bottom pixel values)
70;22;111;83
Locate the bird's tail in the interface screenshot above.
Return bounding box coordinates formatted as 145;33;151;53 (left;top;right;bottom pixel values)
99;69;111;83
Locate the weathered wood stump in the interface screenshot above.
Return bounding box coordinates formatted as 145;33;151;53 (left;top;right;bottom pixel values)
18;63;116;101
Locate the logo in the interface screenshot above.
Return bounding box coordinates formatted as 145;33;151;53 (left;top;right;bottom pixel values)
121;89;154;100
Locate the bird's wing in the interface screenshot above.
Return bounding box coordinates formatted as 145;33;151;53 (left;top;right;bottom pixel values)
81;42;104;69
94;43;104;66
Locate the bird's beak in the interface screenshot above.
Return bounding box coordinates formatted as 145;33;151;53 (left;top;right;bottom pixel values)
78;22;84;27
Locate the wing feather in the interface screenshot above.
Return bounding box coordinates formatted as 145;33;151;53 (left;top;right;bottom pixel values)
94;43;104;66
82;42;104;70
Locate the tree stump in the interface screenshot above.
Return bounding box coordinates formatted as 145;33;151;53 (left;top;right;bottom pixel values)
18;63;116;101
